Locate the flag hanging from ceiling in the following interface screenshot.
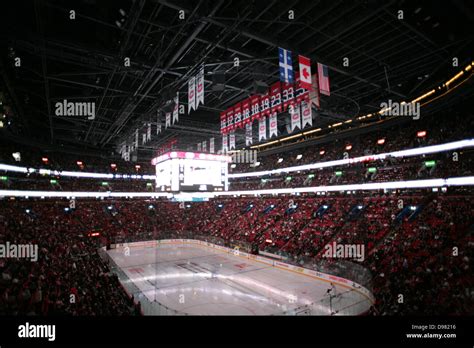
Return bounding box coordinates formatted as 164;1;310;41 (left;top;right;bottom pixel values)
295;71;310;104
310;73;320;109
290;104;301;132
298;55;312;90
197;143;201;152
301;100;312;128
242;98;251;125
156;117;162;134
135;129;139;148
172;93;179;124
233;102;242;129
258;116;267;141
226;107;234;132
202;140;206;152
269;112;278;138
165;112;171;128
222;133;228;152
210;137;215;153
260;91;271;118
188;76;196;113
229;131;235;150
196;65;205;108
220;111;227;134
279;47;294;83
250;95;261;122
245;123;253;146
142;132;147;145
317;63;330;96
270;82;282;114
146;123;151;141
281;82;295;112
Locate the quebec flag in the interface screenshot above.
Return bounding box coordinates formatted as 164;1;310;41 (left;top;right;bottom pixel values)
279;47;294;84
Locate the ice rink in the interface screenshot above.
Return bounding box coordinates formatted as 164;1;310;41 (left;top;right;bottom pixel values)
105;241;372;315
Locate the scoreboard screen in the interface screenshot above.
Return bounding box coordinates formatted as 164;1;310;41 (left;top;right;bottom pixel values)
152;151;230;192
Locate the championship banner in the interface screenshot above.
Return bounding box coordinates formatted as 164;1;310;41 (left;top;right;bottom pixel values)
251;95;261;121
156;115;162;134
135;129;139;148
260;91;271;118
147;123;151;141
173;93;179;124
245;123;253;146
165;112;171;128
226;107;234;132
222;133;228;152
270;82;282;114
301;100;312;128
202;140;207;152
220;111;227;134
142;132;146;145
242;98;251;124
290;104;301;132
196;65;204;108
233;102;242;129
210;137;215;153
229;131;235;150
197;143;201;152
269;112;278;138
188;76;196;113
282;82;295;112
258;116;267;141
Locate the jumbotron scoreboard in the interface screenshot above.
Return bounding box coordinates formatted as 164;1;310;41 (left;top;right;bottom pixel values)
151;151;231;192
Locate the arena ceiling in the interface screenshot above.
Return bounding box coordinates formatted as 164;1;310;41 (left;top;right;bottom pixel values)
1;0;473;158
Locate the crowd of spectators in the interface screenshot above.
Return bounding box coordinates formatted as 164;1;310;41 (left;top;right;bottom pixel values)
1;191;472;315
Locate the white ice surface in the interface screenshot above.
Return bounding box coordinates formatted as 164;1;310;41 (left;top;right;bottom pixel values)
106;243;371;315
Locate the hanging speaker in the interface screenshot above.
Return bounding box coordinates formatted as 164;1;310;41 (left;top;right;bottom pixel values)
212;72;226;91
252;80;269;95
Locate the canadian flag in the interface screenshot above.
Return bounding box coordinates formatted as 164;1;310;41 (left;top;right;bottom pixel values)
298;55;312;90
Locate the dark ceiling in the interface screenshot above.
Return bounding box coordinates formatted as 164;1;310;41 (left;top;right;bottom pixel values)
1;0;473;159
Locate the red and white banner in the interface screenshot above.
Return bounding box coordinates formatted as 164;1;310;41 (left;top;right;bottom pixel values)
298;55;312;90
301;100;312;128
229;131;235;150
295;72;310;104
258;116;267;141
222;133;228;152
242;98;251;125
269;112;278;138
188;76;196;113
281;82;295;112
196;66;204;108
220;111;227;134
290;104;301;132
233;102;242;129
245;123;253;146
260;91;271;118
209;137;215;153
226;107;234;132
172;92;179;124
250;95;261;121
270;82;282;114
317;63;330;96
